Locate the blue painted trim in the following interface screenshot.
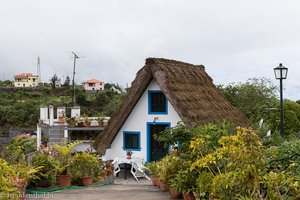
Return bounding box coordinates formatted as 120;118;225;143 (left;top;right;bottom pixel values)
146;122;171;163
148;90;168;115
123;131;141;151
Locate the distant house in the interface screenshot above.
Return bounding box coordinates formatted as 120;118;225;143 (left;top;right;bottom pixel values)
82;79;104;92
94;58;248;162
14;73;39;87
55;79;62;88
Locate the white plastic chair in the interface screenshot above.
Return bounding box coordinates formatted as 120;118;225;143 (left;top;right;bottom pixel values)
112;157;120;176
130;160;151;181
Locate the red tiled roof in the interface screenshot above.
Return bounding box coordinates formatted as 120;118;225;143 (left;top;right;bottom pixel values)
14;73;37;79
82;79;104;84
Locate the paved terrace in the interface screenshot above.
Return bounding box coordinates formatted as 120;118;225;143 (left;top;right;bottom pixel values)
27;176;172;200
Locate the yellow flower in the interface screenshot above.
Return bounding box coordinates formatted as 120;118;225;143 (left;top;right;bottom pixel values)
292;181;299;189
289;163;297;168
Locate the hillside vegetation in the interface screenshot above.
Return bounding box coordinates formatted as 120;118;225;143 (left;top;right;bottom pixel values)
0;83;125;133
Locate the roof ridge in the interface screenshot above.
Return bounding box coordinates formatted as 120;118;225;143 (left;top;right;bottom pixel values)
146;57;204;69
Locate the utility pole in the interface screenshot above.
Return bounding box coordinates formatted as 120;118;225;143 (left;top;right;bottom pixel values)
72;52;79;107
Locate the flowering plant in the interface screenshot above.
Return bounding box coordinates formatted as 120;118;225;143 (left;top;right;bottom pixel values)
0;158;41;196
32;146;59;186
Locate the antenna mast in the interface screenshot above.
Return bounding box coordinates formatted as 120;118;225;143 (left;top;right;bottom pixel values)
37;56;41;83
72;52;79;107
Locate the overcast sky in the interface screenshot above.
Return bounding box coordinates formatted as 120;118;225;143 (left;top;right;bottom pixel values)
0;0;299;100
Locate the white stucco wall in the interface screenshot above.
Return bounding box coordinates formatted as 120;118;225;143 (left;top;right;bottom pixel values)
14;75;39;87
83;82;104;91
104;79;182;162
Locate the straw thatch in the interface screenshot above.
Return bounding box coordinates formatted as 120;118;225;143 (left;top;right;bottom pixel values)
94;58;248;153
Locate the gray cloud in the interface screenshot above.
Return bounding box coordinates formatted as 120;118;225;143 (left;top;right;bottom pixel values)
0;0;299;100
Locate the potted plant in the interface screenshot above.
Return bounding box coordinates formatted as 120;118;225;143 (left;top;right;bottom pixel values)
32;149;58;187
147;162;158;186
58;110;65;124
52;141;82;186
126;150;133;159
83;114;91;127
66;117;77;127
97;113;105;127
77;118;85;127
155;155;182;192
170;170;196;200
70;152;100;186
102;162;114;185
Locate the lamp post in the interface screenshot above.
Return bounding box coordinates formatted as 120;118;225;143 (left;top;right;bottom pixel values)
274;63;288;136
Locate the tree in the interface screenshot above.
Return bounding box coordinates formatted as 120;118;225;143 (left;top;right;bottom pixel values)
50;74;59;89
218;77;278;123
104;83;123;98
219;77;300;137
103;95;122;116
76;92;87;106
63;76;71;87
0;80;12;87
95;92;110;111
267;100;300;136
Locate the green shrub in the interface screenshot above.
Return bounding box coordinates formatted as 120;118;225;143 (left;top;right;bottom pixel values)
265;139;300;172
170;169;197;194
154;154;182;185
0;158;40;198
70;152;101;181
190;128;265;199
32;152;58;186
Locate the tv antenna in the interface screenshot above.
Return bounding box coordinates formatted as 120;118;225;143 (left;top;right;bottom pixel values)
71;52;79;107
37;56;41;83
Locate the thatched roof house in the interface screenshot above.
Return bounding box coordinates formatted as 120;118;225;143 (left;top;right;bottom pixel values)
94;58;248;159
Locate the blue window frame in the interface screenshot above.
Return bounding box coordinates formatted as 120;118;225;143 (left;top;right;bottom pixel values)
123;131;141;151
148;90;168;114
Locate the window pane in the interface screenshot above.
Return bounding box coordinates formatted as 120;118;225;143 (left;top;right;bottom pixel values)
125;133;139;149
151;92;166;113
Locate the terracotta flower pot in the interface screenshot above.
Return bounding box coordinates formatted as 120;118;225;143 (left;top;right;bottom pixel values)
169;187;182;199
151;175;157;186
85;121;91;127
57;174;71;187
159;181;168;191
58;117;65;124
156;179;161;188
183;192;195;200
81;176;93;186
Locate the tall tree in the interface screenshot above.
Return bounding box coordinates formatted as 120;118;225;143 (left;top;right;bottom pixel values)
50;74;59;89
63;76;71;87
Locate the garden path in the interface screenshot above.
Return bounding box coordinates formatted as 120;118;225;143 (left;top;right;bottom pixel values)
27;176;171;200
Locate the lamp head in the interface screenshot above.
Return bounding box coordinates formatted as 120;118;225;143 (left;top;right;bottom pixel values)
274;63;288;79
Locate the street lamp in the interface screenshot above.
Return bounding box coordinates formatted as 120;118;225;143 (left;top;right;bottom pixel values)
274;63;288;136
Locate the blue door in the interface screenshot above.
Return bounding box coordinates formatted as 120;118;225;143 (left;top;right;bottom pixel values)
147;122;170;162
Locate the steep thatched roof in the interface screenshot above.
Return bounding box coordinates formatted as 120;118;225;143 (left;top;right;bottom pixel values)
94;58;248;154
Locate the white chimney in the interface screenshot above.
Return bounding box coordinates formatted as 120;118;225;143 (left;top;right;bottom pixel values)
71;106;80;118
40;106;48;120
49;105;54;126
